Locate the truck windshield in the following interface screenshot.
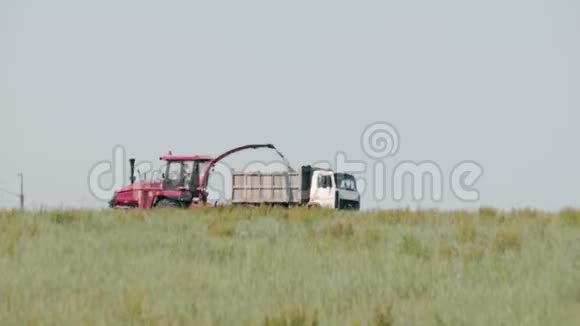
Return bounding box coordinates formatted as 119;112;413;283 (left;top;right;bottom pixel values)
334;173;357;191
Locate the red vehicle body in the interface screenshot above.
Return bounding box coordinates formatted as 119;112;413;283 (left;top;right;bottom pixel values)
109;144;284;209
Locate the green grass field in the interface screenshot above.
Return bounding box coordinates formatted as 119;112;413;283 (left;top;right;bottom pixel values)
1;207;579;325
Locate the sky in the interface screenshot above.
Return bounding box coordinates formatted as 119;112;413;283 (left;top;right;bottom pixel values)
1;0;579;210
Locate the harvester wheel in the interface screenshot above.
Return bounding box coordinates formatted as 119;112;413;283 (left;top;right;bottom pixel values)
155;199;182;208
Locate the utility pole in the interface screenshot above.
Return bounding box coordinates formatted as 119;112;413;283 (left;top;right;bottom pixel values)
18;173;24;210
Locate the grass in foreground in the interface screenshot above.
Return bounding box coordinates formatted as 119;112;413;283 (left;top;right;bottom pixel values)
0;207;579;325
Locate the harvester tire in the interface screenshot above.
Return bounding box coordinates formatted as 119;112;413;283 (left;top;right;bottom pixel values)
155;199;181;208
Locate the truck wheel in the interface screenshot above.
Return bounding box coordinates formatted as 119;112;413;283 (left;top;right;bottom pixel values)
155;199;181;208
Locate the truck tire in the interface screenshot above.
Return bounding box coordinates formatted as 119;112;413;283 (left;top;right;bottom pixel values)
155;198;182;208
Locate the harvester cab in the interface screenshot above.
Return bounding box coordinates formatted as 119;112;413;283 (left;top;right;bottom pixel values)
158;154;211;193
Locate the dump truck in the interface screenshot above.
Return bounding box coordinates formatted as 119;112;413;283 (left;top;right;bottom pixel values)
231;165;360;210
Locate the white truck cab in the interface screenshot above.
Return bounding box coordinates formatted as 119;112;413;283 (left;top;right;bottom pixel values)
308;170;360;209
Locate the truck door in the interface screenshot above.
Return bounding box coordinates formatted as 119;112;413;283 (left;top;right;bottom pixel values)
309;171;336;208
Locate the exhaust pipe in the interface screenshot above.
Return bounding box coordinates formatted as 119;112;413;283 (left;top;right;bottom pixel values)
129;158;136;184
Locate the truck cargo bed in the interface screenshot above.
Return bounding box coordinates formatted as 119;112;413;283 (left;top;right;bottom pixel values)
231;172;302;204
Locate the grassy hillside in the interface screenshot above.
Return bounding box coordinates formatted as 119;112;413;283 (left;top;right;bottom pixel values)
1;207;579;325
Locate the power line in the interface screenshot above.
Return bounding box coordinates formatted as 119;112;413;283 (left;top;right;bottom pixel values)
0;187;19;197
0;173;24;210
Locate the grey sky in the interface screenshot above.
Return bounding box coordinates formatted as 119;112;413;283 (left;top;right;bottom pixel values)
1;0;579;210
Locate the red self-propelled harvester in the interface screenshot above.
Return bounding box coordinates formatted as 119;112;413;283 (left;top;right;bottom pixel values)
109;144;287;209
